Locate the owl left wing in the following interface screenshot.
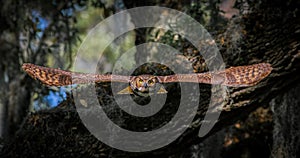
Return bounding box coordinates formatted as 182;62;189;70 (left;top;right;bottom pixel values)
22;63;130;86
156;63;272;87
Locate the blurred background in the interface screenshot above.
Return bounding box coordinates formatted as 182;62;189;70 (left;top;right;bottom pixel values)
0;0;299;157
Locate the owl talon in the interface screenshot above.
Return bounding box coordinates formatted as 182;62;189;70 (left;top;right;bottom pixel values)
117;86;134;94
157;86;168;94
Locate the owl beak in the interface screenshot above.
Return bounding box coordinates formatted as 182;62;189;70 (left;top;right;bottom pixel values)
143;83;148;88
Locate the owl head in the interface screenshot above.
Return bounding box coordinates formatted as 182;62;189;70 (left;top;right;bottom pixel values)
130;75;158;96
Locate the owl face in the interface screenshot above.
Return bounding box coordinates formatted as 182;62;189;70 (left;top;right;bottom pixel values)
130;75;158;96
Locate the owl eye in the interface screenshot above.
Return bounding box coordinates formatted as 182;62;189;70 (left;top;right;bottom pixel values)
138;78;144;83
148;79;154;84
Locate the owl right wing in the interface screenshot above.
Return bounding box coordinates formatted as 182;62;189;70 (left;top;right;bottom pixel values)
157;63;272;87
22;63;130;86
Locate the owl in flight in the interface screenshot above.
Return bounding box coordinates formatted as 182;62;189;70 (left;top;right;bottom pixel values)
22;63;272;96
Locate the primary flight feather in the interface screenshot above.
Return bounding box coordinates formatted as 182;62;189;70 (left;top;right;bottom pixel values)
22;63;272;95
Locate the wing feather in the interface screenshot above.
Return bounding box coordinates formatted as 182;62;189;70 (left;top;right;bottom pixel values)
22;63;130;86
157;63;272;87
23;63;272;87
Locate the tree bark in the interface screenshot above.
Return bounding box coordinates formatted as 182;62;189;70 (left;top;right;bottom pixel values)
1;0;300;157
271;83;300;158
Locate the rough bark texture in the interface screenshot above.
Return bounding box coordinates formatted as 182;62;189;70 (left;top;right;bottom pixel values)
1;0;300;157
271;83;300;158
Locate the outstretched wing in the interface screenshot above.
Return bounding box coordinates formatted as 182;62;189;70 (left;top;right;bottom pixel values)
22;63;130;86
23;63;272;87
157;63;272;87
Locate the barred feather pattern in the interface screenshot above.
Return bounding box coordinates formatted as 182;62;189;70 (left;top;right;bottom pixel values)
22;63;272;87
158;63;272;87
22;63;129;86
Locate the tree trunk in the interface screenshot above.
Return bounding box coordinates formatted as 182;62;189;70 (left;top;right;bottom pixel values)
271;83;300;158
1;0;299;157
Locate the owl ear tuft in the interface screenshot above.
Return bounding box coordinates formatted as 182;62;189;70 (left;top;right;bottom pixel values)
117;86;134;94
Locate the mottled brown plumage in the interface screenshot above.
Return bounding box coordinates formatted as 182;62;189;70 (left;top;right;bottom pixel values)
22;63;130;86
157;63;272;87
22;63;272;95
